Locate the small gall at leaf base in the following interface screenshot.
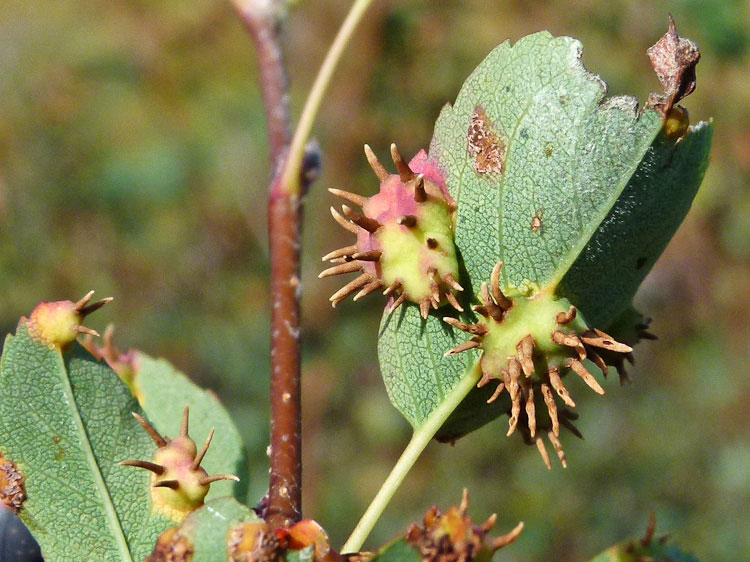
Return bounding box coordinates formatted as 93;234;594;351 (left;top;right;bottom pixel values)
228;519;344;562
0;453;26;513
444;262;633;468
406;489;523;561
145;526;194;562
26;291;112;349
122;406;239;522
228;521;280;562
321;144;463;319
276;519;343;562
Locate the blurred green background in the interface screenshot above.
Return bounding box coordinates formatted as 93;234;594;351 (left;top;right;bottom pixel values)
0;1;748;560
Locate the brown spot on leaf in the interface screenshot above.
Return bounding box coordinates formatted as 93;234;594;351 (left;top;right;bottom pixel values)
530;211;543;233
646;15;700;115
468;106;507;175
145;526;194;562
0;454;26;513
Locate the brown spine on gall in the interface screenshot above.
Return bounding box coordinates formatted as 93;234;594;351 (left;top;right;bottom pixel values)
145;526;194;562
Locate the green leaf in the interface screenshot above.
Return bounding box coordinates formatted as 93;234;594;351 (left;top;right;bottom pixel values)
132;353;248;501
378;305;476;428
429;31;663;294
378;302;508;440
559;122;714;327
377;31;712;439
179;497;261;562
370;538;421;562
0;321;173;561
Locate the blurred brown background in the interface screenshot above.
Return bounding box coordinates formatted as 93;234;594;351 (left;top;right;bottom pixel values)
0;1;748;560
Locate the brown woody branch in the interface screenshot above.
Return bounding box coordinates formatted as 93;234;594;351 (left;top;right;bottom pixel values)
234;1;291;168
233;0;304;530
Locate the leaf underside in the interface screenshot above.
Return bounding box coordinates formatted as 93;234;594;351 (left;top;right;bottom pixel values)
378;306;476;428
0;322;172;561
559;121;713;327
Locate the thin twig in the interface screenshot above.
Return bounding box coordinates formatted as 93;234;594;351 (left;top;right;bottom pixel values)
233;0;300;530
266;188;303;529
233;0;374;531
233;0;291;169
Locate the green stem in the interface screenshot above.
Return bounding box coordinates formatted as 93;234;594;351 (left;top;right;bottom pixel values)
278;0;375;196
341;363;482;554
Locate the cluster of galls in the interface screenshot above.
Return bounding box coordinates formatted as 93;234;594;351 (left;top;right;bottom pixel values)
148;516;340;562
322;146;641;468
444;262;633;468
321;144;463;319
406;489;523;562
122;407;239;522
